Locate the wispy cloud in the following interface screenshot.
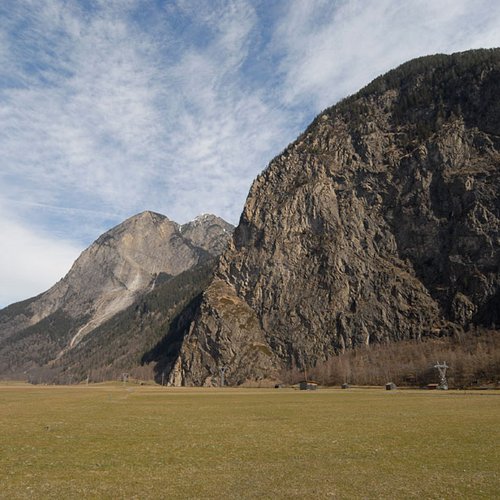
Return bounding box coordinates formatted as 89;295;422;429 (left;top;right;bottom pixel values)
1;1;165;211
0;1;289;232
154;0;291;220
274;0;500;111
1;0;500;306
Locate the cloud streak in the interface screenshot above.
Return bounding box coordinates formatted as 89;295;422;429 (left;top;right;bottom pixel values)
274;0;500;111
1;0;500;306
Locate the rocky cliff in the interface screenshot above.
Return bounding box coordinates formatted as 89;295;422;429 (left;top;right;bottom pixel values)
0;211;233;377
167;49;500;386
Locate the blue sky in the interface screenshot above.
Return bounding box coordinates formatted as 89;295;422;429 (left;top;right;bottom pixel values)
1;0;500;307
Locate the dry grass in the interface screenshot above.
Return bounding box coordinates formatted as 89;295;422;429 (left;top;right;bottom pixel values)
0;384;499;499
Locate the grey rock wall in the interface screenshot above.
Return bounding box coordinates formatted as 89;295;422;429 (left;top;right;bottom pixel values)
169;50;500;385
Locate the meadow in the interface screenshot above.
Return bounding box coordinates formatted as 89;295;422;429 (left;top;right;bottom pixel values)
0;384;499;499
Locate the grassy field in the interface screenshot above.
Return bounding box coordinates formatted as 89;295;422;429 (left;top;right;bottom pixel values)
0;384;499;499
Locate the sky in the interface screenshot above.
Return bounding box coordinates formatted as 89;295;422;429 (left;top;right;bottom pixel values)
1;0;500;307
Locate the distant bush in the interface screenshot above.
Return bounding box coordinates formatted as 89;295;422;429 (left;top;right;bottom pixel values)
281;328;499;389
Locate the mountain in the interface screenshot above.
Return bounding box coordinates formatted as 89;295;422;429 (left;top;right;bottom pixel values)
163;49;500;386
0;211;233;379
30;258;218;384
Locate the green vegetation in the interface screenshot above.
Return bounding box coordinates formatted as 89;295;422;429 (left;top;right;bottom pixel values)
23;259;216;384
303;48;500;146
357;48;500;100
0;294;38;318
0;310;88;376
0;385;498;498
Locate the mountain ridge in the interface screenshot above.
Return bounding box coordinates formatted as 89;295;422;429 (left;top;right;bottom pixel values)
0;211;233;379
1;49;499;386
164;48;500;386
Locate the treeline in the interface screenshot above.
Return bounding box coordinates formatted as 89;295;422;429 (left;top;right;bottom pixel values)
282;328;499;389
0;310;86;378
357;48;500;100
27;259;217;385
303;48;500;147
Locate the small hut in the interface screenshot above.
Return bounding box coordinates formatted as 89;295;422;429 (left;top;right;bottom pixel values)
341;383;350;389
299;381;318;391
385;382;397;391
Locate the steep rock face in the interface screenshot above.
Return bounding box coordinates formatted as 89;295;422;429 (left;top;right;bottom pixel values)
167;278;275;386
0;211;233;376
170;49;500;385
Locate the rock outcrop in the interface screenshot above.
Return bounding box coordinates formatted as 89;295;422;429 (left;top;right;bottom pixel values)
0;211;233;377
167;49;500;385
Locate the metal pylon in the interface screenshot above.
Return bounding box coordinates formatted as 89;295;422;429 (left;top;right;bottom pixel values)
434;362;448;390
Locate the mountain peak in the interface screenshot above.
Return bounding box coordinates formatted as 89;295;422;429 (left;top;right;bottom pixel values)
124;210;170;224
181;215;234;256
185;213;229;226
167;49;500;386
193;213;216;222
0;210;234;379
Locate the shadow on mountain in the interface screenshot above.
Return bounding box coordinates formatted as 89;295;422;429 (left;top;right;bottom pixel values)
141;294;203;384
474;290;500;328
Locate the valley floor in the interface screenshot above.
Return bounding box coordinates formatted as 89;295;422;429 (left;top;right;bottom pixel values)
0;384;499;498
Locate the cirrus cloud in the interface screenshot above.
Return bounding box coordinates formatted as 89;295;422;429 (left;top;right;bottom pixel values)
1;0;500;307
